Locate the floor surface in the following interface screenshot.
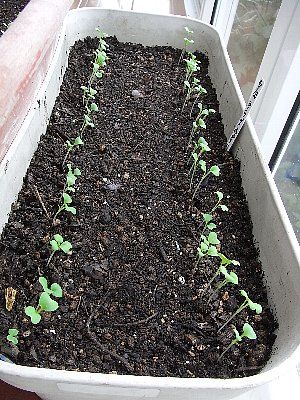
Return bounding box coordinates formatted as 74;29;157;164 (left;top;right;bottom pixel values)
0;380;41;400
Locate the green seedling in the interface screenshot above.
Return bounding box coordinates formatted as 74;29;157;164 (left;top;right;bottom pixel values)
207;264;238;302
182;77;201;111
188;103;215;145
53;192;76;221
192;163;220;200
25;277;63;325
202;253;239;297
201;213;217;233
184;53;200;84
218;290;262;332
195;231;220;268
218;323;257;360
63;136;84;165
54;165;80;221
178;26;194;65
79;27;108;139
200;192;228;235
190;85;207;116
66;164;81;192
46;233;72;267
189;136;210;181
211;191;228;213
7;328;19;345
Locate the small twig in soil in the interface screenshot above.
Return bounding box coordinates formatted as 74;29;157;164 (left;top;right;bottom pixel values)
76;294;83;314
159;242;169;262
31;184;50;219
112;312;158;327
152;285;158;303
87;312;134;372
132;137;147;152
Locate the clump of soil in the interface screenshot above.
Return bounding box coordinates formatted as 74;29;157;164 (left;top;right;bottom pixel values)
0;36;277;378
0;0;30;37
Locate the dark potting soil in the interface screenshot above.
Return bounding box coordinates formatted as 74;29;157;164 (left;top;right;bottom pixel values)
0;36;277;378
0;0;30;37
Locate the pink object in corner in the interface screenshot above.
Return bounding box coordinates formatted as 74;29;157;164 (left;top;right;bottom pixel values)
0;0;73;162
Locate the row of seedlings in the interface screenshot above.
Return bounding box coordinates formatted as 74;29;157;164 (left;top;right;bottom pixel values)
6;28;109;346
179;27;262;360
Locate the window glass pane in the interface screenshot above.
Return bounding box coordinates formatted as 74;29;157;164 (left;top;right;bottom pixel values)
274;111;300;243
227;0;282;100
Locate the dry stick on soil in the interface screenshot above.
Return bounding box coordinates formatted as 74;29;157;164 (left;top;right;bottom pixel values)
112;312;158;327
87;312;134;372
31;184;50;219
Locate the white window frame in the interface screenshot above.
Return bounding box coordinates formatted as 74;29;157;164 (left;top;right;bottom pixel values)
183;0;215;23
250;0;300;163
212;0;239;45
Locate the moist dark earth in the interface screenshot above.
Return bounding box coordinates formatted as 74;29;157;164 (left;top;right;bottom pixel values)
0;36;277;378
0;0;30;37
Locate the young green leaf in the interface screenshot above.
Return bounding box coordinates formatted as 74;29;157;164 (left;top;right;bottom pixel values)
199;160;206;172
203;213;212;223
243;323;257;339
65;205;76;215
59;241;72;254
90;103;99;112
50;240;59;252
25;306;41;324
63;193;72;204
207;222;217;230
220;204;228;211
39;277;50;293
7;328;19;345
50;283;63;298
74;137;84;146
210;165;220;176
216;191;223;201
207;246;219;256
54;234;63;244
208;231;220;245
39;292;59;312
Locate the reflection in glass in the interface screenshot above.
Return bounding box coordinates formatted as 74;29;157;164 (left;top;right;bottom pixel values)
275;112;300;243
227;0;282;100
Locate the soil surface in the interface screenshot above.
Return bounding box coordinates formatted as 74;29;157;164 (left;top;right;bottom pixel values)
0;0;30;37
0;36;277;378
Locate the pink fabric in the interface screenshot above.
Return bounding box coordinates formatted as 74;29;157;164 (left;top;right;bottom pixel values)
0;0;73;161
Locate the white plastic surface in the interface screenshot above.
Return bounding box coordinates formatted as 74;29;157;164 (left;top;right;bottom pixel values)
0;8;300;400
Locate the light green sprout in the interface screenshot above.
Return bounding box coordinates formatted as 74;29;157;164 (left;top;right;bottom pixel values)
218;290;262;332
7;328;19;345
46;233;72;267
218;323;257;360
25;277;63;325
201;253;240;298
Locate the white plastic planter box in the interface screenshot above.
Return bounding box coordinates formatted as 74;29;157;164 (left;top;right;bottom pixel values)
0;8;300;400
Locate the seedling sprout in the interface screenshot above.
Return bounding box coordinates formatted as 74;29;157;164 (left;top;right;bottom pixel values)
188;103;215;145
191;163;220;200
7;328;19;345
25;277;63;325
53;165;81;221
218;290;262;332
178;27;194;65
218;323;257;360
46;233;72;267
201;253;240;297
63;136;84;165
195;231;220;268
